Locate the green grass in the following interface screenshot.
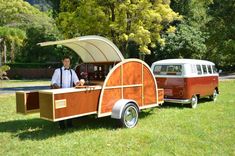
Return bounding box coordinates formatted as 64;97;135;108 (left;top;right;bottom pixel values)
0;80;234;156
0;80;50;88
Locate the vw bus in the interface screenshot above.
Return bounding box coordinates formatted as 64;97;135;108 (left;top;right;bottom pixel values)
151;59;219;108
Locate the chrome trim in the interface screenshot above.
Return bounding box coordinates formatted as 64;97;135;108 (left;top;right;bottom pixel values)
164;98;191;104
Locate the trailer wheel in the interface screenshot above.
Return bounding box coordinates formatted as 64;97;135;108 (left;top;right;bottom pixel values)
210;89;218;102
190;95;198;109
119;103;139;128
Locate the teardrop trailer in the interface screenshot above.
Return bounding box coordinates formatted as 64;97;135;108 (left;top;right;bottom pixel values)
16;36;164;128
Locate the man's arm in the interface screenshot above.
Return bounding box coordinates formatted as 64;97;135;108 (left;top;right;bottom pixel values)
51;69;60;88
72;70;79;85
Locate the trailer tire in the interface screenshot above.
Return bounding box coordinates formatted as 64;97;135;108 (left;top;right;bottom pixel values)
119;103;139;128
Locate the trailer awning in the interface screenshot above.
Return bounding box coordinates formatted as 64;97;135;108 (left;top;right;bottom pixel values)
38;35;124;63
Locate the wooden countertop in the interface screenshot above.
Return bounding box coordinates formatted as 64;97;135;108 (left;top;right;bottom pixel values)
39;85;102;94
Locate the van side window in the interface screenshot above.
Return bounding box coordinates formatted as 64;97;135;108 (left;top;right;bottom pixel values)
196;65;202;75
207;65;212;74
191;64;197;73
212;65;217;74
202;65;208;74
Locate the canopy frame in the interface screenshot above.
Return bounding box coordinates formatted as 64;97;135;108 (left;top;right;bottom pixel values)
38;35;124;63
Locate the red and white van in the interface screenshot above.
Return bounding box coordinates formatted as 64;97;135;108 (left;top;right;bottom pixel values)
151;59;219;108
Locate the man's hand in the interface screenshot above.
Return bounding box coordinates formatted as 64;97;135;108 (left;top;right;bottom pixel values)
51;83;60;89
76;79;85;86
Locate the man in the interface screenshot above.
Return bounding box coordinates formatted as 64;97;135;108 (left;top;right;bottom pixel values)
51;56;84;129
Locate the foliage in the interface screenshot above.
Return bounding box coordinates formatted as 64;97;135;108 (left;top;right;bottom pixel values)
0;0;62;63
205;0;235;66
168;0;235;69
0;27;26;47
0;26;26;63
56;0;181;56
1;0;234;71
0;0;55;30
161;23;207;58
0;65;10;79
171;0;213;29
151;0;212;62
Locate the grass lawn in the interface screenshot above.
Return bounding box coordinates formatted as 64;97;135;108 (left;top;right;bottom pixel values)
0;80;234;156
0;80;50;88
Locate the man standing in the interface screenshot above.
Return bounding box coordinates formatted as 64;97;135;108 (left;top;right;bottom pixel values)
51;56;84;129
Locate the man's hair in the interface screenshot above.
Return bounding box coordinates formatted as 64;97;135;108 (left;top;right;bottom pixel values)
62;56;71;60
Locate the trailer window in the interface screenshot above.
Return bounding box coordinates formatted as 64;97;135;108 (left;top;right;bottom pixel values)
196;65;202;75
207;65;212;74
202;65;208;74
153;65;182;75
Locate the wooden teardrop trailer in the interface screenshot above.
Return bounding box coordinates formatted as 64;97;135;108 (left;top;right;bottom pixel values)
16;36;164;128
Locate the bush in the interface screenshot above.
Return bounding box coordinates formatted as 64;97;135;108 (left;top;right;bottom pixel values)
0;65;10;80
6;63;61;69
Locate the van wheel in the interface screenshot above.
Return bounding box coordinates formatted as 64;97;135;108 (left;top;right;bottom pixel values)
190;95;198;109
119;103;139;128
210;89;218;102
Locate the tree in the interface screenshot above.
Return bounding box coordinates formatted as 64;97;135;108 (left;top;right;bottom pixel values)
170;0;235;69
19;26;78;65
206;0;235;67
0;27;26;64
0;0;61;63
161;23;207;58
0;0;56;31
171;0;213;29
56;0;181;58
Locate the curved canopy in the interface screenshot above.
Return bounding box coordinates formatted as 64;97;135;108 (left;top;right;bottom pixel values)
38;35;124;63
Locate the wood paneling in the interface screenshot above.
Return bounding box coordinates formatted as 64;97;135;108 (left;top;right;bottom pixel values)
39;93;54;120
54;90;101;119
99;60;160;116
101;88;121;113
26;92;39;110
16;92;25;114
123;87;142;106
106;67;121;86
16;91;40;114
123;62;142;85
143;66;157;105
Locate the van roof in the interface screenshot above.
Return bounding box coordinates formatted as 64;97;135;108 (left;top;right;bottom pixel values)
152;59;215;65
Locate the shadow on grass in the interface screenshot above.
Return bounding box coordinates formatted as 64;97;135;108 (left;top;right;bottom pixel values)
0;111;153;141
0;116;113;140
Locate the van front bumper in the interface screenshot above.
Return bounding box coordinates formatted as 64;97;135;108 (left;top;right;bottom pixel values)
164;98;191;104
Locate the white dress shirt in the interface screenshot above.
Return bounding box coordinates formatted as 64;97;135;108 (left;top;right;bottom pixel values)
51;66;79;88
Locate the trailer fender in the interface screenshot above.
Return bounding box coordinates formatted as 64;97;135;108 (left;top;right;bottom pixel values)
111;99;139;119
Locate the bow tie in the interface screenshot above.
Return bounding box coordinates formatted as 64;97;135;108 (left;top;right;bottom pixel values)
64;68;70;70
